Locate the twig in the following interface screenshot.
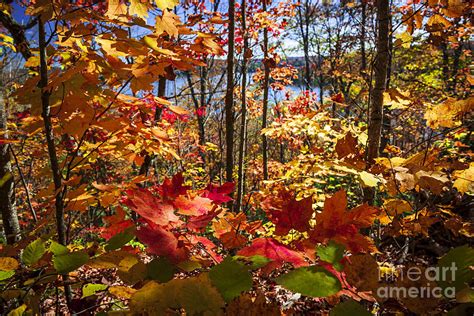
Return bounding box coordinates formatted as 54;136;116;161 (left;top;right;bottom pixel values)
8;145;37;222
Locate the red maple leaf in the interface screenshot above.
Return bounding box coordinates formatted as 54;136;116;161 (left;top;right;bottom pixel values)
203;182;235;204
159;173;190;199
262;187;313;235
136;222;188;263
237;238;307;273
310;190;379;253
187;209;222;231
173;195;213;216
101;206;134;240
123;189;179;226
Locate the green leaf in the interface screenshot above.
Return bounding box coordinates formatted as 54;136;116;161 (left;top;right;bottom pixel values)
317;241;345;271
234;255;272;269
276;266;341;298
147;257;175;283
0;270;15;281
49;241;68;256
437;245;474;293
82;283;108;298
0;171;12;188
209;257;253;302
53;251;89;274
105;228;135;251
22;238;46;266
330;299;371;316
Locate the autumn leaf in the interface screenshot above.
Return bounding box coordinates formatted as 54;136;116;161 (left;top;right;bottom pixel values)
101;206;134;240
136;222;188;263
0;257;19;271
261;187;313;235
453;163;474;194
212;212;248;248
203;182;235;204
123;189;179;226
173;195;213;216
237;238;307;273
159;173;190;199
155;11;180;38
130;274;225;315
129;0;149;19
168;104;190;116
154;0;179;11
310;190;378;253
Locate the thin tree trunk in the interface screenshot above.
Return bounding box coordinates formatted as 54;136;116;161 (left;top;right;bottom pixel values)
139;77;166;176
365;0;390;203
297;0;311;90
38;17;73;310
185;71;206;149
262;0;270;181
197;67;207;150
360;0;367;73
317;41;324;104
0;94;20;244
225;0;236;185
381;5;393;155
0;10;32;245
236;0;248;212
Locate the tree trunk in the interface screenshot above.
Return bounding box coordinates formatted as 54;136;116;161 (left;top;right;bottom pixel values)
0;94;20;244
38;17;73;310
225;0;236;186
261;0;270;181
360;0;367;73
297;0;312;90
236;0;248;213
0;10;32;245
380;3;393;155
365;0;390;203
139;77;166;176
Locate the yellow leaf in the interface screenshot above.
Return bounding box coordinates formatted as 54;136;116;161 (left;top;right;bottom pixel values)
453;164;474;194
24;55;40;68
383;199;411;216
130;0;149;19
143;36;177;56
154;0;179;11
395;31;412;49
151;127;170;141
7;304;27;316
425;97;474;129
109;285;137;299
0;257;19;271
106;0;127;18
0;33;13;44
168;105;190;116
130;274;225;315
155;11;179;38
359;171;380;187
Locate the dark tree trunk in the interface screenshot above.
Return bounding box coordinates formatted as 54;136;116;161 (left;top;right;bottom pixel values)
365;0;390;204
0;96;20;244
360;0;367;73
236;0;248;212
262;0;270;181
38;17;73;310
139;77;166;176
0;10;32;245
225;0;236;185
